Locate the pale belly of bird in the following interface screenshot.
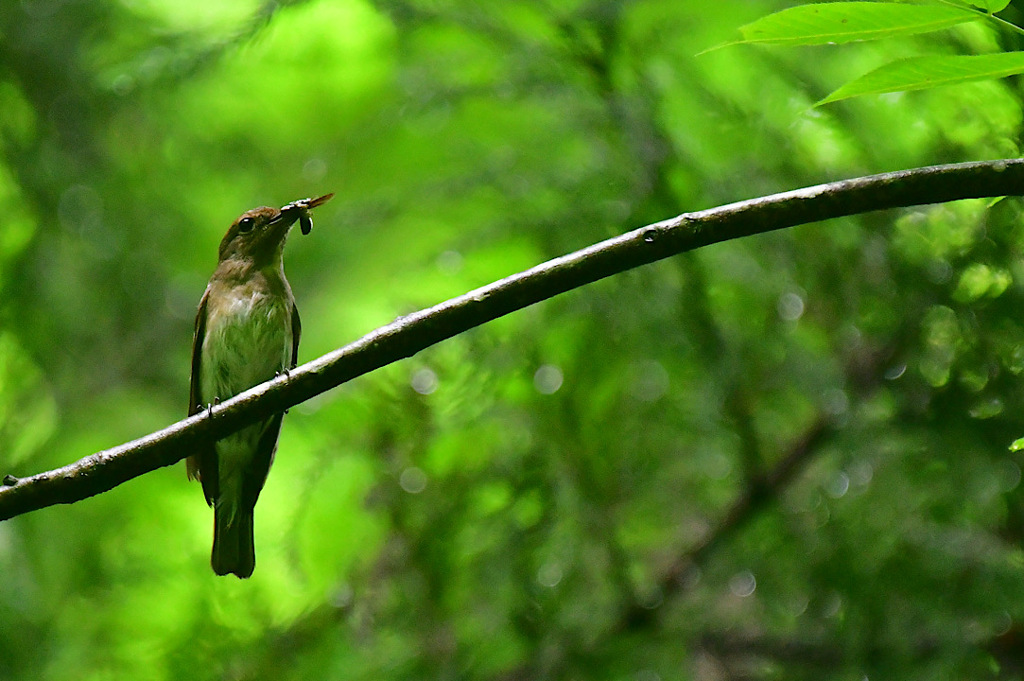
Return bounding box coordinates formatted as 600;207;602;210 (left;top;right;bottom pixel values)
200;291;293;488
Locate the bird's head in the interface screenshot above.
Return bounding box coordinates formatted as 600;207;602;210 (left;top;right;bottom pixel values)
217;193;334;266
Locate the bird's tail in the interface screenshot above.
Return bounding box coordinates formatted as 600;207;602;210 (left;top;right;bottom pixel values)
211;502;255;579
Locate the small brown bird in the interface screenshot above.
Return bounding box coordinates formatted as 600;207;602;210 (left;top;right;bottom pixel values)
187;193;333;578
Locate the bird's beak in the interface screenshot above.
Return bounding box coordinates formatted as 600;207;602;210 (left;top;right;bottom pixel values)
268;210;297;227
268;213;292;228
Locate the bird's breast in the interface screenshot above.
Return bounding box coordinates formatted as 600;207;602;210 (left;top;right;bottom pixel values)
201;286;293;402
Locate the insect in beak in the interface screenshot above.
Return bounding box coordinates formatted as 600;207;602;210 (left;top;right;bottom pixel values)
271;193;335;235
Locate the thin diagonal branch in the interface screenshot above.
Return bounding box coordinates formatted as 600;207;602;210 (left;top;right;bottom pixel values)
2;158;1023;521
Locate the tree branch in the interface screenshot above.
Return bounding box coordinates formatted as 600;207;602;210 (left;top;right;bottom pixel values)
3;159;1023;521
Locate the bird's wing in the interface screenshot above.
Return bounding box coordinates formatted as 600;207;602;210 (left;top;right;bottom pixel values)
241;413;284;513
188;287;209;418
290;301;301;369
186;288;218;505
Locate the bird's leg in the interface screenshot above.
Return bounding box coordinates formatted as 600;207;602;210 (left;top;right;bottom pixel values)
273;370;293;413
204;397;220;419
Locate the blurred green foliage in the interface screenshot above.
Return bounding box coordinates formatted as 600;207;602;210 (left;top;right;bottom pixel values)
3;0;1024;679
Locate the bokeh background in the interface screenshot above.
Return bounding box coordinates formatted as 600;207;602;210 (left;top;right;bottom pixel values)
3;1;1024;679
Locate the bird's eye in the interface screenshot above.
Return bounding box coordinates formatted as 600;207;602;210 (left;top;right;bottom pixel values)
238;217;255;233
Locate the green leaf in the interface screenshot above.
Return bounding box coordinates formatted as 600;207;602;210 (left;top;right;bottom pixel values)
819;52;1024;104
964;0;1010;11
1010;437;1024;452
735;2;980;46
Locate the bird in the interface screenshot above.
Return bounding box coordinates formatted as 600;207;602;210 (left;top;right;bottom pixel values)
187;193;333;578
